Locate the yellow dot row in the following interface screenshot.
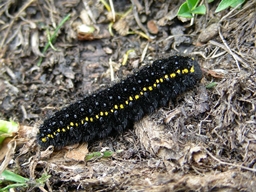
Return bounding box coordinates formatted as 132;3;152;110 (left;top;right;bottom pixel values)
41;65;195;143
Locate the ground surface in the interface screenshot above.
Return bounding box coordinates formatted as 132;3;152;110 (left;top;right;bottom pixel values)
0;0;255;191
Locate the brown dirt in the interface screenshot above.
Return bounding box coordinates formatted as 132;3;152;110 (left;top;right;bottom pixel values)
0;0;255;191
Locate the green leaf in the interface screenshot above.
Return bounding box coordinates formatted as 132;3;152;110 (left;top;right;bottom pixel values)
102;151;114;158
85;152;101;161
191;5;206;14
178;12;193;18
215;0;236;12
36;173;51;185
0;170;29;183
187;0;200;10
206;82;218;89
0;120;19;144
178;2;190;13
0;170;50;191
177;2;193;18
230;0;245;8
0;120;18;133
85;150;118;161
0;183;28;192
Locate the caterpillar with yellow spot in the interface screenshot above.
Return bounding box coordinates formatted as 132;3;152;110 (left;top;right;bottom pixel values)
37;55;203;148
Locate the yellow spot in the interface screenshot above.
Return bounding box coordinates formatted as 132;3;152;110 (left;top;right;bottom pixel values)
47;134;51;138
90;117;93;122
153;83;157;87
170;73;176;78
62;128;66;132
41;137;47;142
96;115;99;119
182;68;189;74
70;122;74;126
120;104;124;109
160;78;163;83
135;95;139;99
125;100;129;105
177;69;181;74
53;132;56;135
67;126;70;130
100;112;104;116
111;109;114;113
57;129;61;132
85;117;89;121
156;79;160;83
114;105;118;109
140;92;144;95
76;123;78;126
105;111;108;116
165;75;169;79
190;66;195;73
129;96;133;101
143;87;147;91
148;86;153;91
81;120;84;124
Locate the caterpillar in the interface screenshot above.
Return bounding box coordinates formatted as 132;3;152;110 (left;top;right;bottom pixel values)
37;55;203;148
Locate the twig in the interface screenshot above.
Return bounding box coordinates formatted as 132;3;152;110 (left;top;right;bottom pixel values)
218;27;241;71
209;39;249;69
205;148;256;173
140;42;149;62
219;2;245;23
109;57;115;82
131;0;148;34
109;0;116;22
0;0;35;48
83;0;96;24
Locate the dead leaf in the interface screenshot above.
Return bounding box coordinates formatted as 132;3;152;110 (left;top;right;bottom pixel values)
65;143;89;161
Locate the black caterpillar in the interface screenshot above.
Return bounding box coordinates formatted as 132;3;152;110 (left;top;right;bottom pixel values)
37;56;203;148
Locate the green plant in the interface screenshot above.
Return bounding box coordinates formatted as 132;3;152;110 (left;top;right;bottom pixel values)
177;0;206;18
177;0;246;18
206;82;218;89
0;120;18;145
215;0;245;12
0;170;29;191
85;150;123;161
37;14;71;66
0;170;50;192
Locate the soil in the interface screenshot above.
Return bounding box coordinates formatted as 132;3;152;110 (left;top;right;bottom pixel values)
0;0;255;191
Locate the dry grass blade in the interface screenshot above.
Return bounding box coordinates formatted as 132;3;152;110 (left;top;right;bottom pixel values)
37;13;71;66
205;149;256;173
